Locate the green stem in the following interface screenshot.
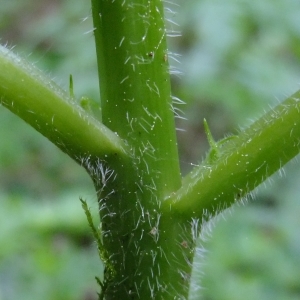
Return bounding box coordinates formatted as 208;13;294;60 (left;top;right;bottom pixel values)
0;45;127;164
91;0;191;298
164;94;300;218
92;0;181;194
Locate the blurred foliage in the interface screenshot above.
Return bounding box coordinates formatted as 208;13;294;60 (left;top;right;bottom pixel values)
0;0;300;299
0;193;102;300
173;0;300;170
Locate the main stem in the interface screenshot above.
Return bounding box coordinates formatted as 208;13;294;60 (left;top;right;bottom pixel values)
91;0;194;299
92;0;180;189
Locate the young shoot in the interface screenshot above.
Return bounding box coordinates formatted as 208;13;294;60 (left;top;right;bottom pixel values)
80;198;115;299
204;119;237;165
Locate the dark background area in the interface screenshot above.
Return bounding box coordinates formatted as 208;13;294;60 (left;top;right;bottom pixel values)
1;1;300;299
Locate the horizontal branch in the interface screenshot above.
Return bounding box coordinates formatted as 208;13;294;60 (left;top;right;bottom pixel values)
0;45;128;164
163;92;300;218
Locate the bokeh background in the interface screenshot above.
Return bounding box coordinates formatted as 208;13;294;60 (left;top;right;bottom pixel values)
1;0;300;299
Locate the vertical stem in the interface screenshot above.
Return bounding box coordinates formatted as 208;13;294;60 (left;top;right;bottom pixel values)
92;0;180;194
91;0;194;299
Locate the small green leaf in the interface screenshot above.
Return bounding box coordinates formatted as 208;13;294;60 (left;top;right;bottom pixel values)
69;74;75;99
204;119;237;164
80;96;101;121
80;198;115;298
204;119;219;164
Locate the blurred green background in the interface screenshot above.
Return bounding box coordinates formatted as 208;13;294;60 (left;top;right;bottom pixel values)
1;0;300;299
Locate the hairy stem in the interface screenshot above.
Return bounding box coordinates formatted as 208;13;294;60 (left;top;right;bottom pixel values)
92;0;181;193
164;94;300;218
91;0;192;298
0;45;128;164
